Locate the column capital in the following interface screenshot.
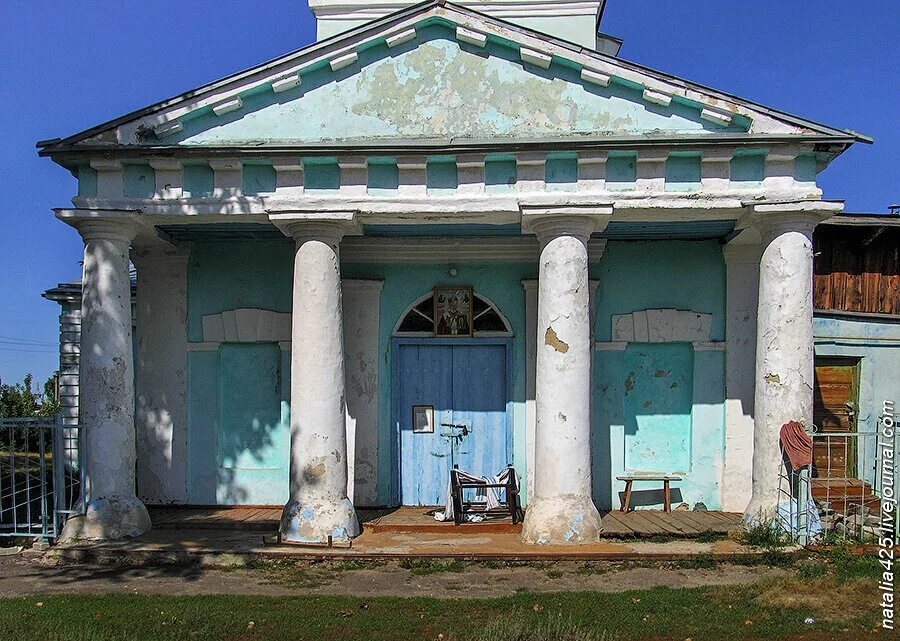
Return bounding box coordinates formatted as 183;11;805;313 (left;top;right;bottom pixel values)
269;211;361;243
56;209;143;243
741;200;842;241
521;204;612;244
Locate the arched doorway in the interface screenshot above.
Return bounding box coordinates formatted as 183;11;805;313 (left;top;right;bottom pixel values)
391;290;513;506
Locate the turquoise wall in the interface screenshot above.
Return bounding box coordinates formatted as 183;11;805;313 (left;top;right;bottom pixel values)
186;241;293;504
592;241;726;510
186;241;293;341
623;343;694;473
182;239;728;509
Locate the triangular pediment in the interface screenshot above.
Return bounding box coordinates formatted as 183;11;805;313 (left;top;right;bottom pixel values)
161;24;748;146
40;1;863;154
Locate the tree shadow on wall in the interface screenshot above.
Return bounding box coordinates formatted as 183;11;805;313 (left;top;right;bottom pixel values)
189;343;290;506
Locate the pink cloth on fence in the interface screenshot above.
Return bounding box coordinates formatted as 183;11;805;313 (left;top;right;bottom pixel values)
780;420;813;471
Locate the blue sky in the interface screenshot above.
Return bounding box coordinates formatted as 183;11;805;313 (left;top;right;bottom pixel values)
0;0;896;386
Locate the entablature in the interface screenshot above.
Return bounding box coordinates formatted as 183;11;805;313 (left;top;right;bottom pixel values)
66;143;828;218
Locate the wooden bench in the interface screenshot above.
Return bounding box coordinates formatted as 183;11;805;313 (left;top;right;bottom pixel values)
617;475;682;513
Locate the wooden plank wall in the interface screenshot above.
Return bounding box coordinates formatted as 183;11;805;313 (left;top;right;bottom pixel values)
814;225;899;315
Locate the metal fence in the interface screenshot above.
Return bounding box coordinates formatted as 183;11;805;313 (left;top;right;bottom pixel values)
0;416;83;541
779;424;894;544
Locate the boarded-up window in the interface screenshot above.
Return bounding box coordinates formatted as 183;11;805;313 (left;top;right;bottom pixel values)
623;343;694;474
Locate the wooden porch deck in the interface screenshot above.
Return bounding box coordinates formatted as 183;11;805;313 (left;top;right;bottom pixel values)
148;506;742;538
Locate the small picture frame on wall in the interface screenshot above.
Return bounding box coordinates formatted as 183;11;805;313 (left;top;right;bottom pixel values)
412;405;434;433
433;285;473;337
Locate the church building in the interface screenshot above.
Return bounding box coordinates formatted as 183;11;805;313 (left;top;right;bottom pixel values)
38;0;869;544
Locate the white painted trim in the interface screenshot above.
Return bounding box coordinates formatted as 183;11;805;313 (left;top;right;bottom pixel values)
472;292;514;335
522;279;538;504
149;157;183;199
520;48;552;69
692;341;726;351
212;97;242;116
201;308;292;343
611;308;712;343
271;73;301;93
133;247;190;504
635;150;668;191
456;26;487;47
72;178;824;218
721;242;760;512
153;120;182;138
341;279;385;294
594;341;627;351
701;108;733;126
342;278;383;505
391;292;434;335
642;89;672;107
386;28;416;48
580;68;610;86
89;160;124;199
329;51;358;71
208;158;242;199
313;0;603;22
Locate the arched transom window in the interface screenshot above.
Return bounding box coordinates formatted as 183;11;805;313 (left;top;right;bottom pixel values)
394;291;512;337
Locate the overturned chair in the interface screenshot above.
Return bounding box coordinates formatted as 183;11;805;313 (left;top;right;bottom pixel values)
435;464;523;525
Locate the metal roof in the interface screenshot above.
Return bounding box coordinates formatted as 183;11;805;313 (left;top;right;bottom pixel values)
822;213;900;227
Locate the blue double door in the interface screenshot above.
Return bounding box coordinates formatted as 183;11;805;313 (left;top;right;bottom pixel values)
395;340;511;506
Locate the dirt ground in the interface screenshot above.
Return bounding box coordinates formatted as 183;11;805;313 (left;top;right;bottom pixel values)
0;551;791;599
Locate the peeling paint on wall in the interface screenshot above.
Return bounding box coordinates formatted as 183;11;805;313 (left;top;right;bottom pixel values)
592;241;727;511
174;25;734;146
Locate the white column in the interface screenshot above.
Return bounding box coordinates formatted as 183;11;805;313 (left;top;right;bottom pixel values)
61;216;150;541
274;214;360;543
521;211;607;544
744;202;838;521
721;242;760;512
523;276;600;506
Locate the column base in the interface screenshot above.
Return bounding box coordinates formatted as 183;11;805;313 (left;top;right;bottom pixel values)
279;497;360;544
522;495;602;545
59;496;151;541
742;496;780;528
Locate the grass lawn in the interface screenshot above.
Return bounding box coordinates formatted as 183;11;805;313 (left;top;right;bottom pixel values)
0;547;885;640
0;579;882;641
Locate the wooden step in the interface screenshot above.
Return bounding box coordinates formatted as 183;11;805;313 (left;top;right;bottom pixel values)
811;479;881;514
